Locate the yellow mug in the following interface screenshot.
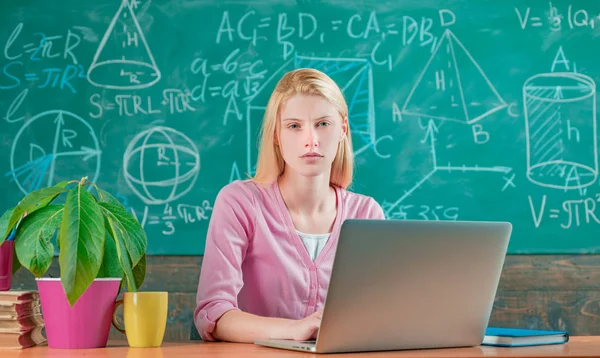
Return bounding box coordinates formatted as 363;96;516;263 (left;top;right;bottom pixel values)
112;292;168;347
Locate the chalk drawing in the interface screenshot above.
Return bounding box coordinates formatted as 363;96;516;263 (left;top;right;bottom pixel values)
88;0;161;89
7;110;101;195
123;126;200;205
382;118;513;218
523;72;597;191
383;29;516;218
403;29;507;124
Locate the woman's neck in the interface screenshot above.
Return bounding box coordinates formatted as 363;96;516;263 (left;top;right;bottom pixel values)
277;170;335;215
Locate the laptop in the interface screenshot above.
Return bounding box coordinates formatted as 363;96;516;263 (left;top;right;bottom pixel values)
254;219;512;354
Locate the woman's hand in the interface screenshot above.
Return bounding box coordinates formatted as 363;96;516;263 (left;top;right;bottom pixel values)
211;309;325;343
286;309;324;341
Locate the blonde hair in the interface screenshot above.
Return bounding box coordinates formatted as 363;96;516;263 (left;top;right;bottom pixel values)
252;68;354;189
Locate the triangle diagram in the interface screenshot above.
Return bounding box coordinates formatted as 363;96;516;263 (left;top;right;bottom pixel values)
88;0;161;89
449;31;507;123
403;30;506;124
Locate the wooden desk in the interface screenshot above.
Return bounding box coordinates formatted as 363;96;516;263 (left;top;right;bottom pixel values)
3;337;600;357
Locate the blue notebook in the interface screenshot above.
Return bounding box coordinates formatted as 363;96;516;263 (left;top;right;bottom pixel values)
482;327;569;347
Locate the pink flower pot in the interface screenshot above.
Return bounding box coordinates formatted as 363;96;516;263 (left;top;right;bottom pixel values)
36;278;121;349
0;240;14;291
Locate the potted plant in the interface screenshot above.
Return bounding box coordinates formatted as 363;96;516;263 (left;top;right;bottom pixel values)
0;177;147;349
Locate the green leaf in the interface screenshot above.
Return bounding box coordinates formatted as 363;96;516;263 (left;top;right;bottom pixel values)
94;185;123;207
59;186;106;306
98;202;146;267
0;207;14;245
131;253;146;290
97;235;124;279
100;207;135;291
38;181;70;207
14;205;63;277
4;184;69;241
12;248;21;275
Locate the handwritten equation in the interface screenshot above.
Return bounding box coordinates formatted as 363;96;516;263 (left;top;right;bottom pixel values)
89;89;196;118
516;2;599;31
131;201;214;236
1;23;84;93
215;9;459;69
188;48;267;124
3;23;82;63
383;203;460;221
529;194;600;229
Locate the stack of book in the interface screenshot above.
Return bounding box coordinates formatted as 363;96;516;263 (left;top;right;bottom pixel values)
0;290;46;349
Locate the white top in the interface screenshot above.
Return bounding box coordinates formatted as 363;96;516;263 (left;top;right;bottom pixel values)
296;230;331;261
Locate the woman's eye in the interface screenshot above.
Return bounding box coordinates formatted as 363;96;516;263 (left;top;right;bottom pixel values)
318;121;330;127
289;124;299;129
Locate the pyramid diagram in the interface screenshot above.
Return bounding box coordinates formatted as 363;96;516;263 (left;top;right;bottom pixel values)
403;29;506;124
88;0;161;89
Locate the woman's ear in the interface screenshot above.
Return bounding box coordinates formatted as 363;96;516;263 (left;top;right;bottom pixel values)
340;116;349;141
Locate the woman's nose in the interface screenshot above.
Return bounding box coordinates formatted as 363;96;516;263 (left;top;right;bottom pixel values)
305;130;319;148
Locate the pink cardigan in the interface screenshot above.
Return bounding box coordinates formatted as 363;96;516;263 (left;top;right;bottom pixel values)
194;179;385;341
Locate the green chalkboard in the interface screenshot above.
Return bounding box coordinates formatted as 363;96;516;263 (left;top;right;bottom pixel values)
1;0;599;255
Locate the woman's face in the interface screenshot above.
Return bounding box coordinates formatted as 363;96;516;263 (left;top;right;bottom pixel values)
277;94;347;179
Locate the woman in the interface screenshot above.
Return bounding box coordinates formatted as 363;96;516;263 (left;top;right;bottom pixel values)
194;68;385;343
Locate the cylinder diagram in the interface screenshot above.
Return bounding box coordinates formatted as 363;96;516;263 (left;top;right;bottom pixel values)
523;72;597;190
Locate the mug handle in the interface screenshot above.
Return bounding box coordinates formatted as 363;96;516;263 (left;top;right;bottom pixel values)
112;299;126;334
